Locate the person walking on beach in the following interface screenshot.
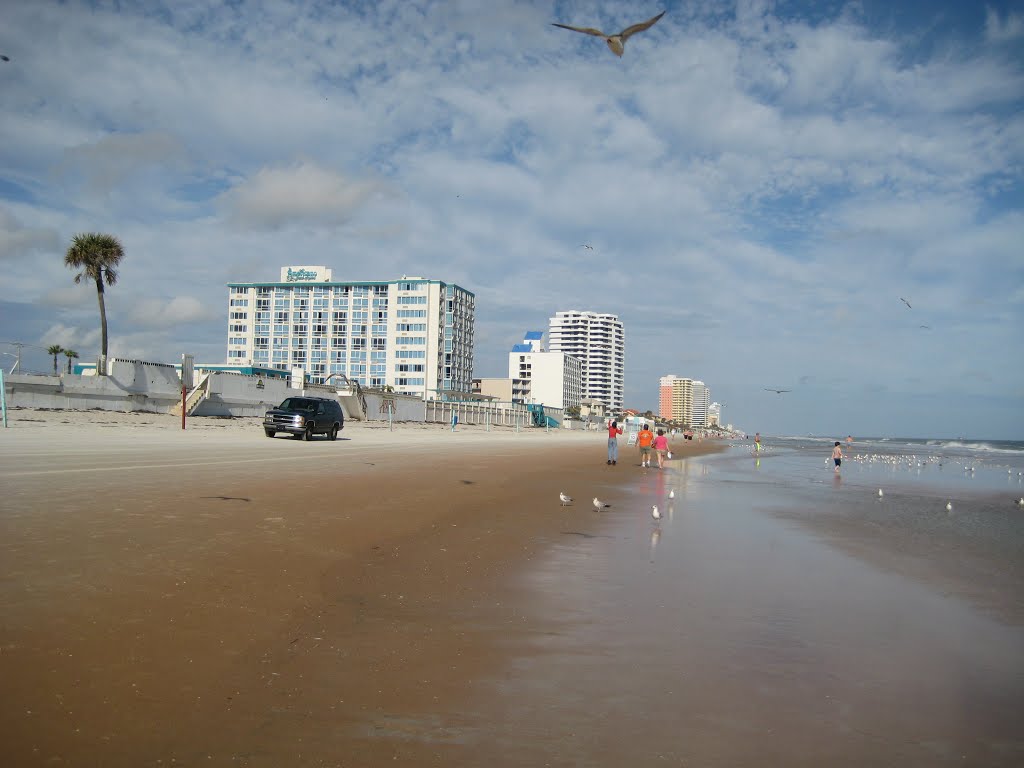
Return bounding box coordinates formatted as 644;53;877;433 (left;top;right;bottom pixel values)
607;420;623;465
450;411;458;432
754;432;762;454
653;428;670;469
832;441;843;473
638;423;655;467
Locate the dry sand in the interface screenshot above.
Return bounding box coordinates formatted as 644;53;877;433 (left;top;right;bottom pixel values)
0;408;722;766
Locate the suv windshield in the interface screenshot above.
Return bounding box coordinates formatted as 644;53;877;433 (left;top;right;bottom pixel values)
278;398;318;412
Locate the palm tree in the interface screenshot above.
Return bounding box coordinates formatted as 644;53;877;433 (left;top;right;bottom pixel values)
47;344;64;375
64;233;125;375
64;349;79;374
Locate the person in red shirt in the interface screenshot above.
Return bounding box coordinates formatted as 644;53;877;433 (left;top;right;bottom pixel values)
607;420;623;465
637;424;655;467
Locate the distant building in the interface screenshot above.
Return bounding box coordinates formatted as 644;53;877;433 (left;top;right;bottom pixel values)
225;267;475;399
471;377;529;402
579;398;606;422
692;381;710;427
508;332;582;409
659;375;710;426
547;311;624;413
708;401;722;427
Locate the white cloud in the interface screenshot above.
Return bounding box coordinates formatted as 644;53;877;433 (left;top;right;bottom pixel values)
126;296;220;329
0;208;60;261
218;161;390;231
56;132;187;193
985;6;1024;42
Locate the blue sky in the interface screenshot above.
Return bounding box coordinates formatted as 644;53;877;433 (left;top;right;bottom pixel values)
1;0;1022;439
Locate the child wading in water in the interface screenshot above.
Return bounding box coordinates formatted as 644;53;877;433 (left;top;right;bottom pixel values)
832;441;843;473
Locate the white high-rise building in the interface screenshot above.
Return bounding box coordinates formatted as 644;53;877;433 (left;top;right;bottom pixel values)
226;267;474;398
548;311;624;412
692;380;710;427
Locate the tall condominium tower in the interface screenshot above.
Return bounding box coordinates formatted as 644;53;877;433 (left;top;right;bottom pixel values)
692;380;710;427
659;375;711;426
226;266;475;398
659;375;692;423
548;311;625;412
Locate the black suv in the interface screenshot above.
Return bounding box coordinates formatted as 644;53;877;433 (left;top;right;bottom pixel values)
264;396;345;441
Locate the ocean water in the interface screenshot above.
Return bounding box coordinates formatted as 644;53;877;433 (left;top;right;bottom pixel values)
766;434;1024;497
461;442;1024;767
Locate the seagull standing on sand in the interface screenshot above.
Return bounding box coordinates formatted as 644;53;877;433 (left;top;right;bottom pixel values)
652;505;661;520
878;489;884;497
669;489;675;499
946;501;953;512
552;10;666;57
593;497;611;510
559;492;573;506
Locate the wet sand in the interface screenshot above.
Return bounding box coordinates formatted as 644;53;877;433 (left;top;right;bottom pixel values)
447;449;1024;767
0;410;722;766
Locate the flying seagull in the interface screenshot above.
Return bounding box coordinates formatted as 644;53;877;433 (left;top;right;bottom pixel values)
0;55;9;62
559;492;574;506
593;497;611;510
900;297;912;309
919;325;931;330
764;388;791;394
580;244;594;250
552;10;666;57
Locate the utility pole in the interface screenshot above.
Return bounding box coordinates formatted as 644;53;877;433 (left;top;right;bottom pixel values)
2;341;26;374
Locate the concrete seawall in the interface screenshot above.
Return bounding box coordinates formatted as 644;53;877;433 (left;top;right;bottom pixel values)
2;360;562;427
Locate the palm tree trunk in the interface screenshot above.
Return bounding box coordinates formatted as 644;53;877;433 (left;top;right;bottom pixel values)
95;274;108;375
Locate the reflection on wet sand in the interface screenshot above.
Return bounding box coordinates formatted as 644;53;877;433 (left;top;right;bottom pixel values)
472;451;1024;766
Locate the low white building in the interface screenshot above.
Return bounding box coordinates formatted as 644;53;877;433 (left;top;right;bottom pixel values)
508;332;582;410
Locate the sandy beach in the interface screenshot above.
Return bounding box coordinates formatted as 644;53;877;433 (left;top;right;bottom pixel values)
2;411;1022;766
0;409;721;766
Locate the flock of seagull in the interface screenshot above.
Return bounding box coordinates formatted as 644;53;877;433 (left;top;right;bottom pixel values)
559;487;675;522
846;451;1024;510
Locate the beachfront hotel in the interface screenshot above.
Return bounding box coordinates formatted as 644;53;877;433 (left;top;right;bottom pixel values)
547;311;625;413
226;266;475;399
659;375;712;426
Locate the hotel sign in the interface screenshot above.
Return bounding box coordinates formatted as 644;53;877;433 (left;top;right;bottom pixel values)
280;265;331;282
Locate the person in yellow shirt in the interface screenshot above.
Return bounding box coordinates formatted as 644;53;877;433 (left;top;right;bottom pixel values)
637;424;655;468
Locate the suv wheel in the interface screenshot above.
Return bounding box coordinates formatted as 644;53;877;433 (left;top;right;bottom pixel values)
329;424;339;441
265;429;276;438
301;423;314;441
